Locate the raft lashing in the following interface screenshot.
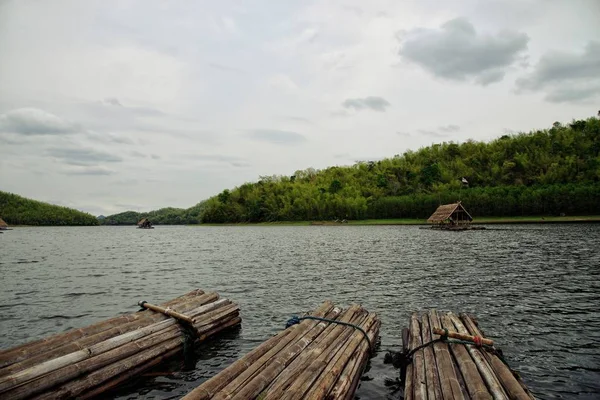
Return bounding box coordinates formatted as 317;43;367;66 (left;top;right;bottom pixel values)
183;301;381;400
402;310;534;400
0;289;241;400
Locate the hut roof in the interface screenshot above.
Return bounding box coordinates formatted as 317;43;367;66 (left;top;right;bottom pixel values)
138;218;148;225
0;217;7;227
427;202;473;223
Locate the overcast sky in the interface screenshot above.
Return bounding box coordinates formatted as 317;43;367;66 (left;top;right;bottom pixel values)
0;0;598;215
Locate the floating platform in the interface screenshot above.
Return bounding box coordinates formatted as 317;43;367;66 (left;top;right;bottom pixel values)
0;289;241;400
183;301;380;400
402;311;533;400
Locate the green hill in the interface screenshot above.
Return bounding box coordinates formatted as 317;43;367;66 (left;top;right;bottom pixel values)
199;117;600;222
102;202;207;225
0;192;99;226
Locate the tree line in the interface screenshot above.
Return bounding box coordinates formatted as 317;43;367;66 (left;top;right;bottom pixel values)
200;117;600;222
0;191;99;226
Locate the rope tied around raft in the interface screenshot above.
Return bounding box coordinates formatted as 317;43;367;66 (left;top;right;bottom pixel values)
138;300;198;363
389;328;511;370
286;315;373;354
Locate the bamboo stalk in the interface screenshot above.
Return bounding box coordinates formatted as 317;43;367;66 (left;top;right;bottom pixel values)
0;293;220;377
422;312;443;400
461;315;533;400
181;301;335;400
410;313;427;400
0;300;237;398
432;327;494;347
325;313;380;400
34;316;241;400
138;301;194;324
448;314;508;400
440;313;491;400
303;312;379;399
260;306;361;400
429;310;465;400
0;289;205;369
11;307;240;400
404;325;414;400
276;310;369;400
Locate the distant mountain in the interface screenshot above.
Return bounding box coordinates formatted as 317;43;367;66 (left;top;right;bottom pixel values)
0;191;99;226
101;202;207;225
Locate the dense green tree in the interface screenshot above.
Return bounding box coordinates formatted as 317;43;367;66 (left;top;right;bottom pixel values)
0;192;99;226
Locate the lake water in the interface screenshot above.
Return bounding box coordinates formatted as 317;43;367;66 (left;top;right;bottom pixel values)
1;225;599;399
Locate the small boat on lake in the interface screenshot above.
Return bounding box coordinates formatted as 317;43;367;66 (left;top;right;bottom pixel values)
137;218;154;229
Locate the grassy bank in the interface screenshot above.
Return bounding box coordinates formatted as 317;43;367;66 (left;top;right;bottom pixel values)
192;215;600;226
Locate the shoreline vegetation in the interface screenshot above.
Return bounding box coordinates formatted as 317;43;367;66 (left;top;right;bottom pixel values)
2;118;599;227
195;215;600;226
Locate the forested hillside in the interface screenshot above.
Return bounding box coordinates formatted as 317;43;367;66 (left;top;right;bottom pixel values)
200;118;600;222
101;202;206;225
0;192;99;226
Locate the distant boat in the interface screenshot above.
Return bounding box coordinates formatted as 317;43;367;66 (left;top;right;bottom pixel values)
137;218;154;229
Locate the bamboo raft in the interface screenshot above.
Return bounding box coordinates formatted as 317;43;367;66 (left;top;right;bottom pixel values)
0;289;241;399
402;311;534;400
182;301;380;400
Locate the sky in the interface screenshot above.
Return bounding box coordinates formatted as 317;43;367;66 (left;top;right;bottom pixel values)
0;0;599;216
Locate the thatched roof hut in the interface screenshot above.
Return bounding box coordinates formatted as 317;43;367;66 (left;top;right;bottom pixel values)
427;202;473;224
0;217;8;229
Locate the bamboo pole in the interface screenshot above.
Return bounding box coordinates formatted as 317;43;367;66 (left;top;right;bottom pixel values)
440;313;491;400
35;316;242;400
422;312;443;400
275;310;368;400
429;310;465;400
448;314;508;400
220;306;345;400
138;301;194;323
0;293;220;377
432;327;494;347
461;315;534;400
181;301;335;400
410;313;427;400
325;313;380;400
260;306;361;400
0;290;210;372
403;326;414;400
0;300;237;399
303;312;379;399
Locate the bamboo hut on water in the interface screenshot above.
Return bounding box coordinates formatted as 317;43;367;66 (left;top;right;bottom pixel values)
0;217;9;230
427;202;481;230
137;218;153;229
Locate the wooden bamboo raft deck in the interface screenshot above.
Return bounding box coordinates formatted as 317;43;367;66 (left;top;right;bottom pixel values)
403;311;534;400
182;301;380;400
0;289;241;400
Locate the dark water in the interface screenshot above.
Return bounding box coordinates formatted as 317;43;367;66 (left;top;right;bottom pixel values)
1;225;599;399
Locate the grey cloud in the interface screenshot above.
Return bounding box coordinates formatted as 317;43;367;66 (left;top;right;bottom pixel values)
342;96;390;112
439;125;460;132
63;167;115;176
418;129;447;138
150;154;161;160
516;41;600;102
130;150;146;158
181;153;249;167
279;116;314;124
208;63;244;73
89;132;136;145
544;86;600;103
48;147;123;166
246;129;306;145
399;18;528;85
0;108;80;135
517;41;600;90
103;97;123;107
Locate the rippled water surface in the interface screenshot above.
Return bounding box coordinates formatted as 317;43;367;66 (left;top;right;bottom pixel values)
1;225;599;399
